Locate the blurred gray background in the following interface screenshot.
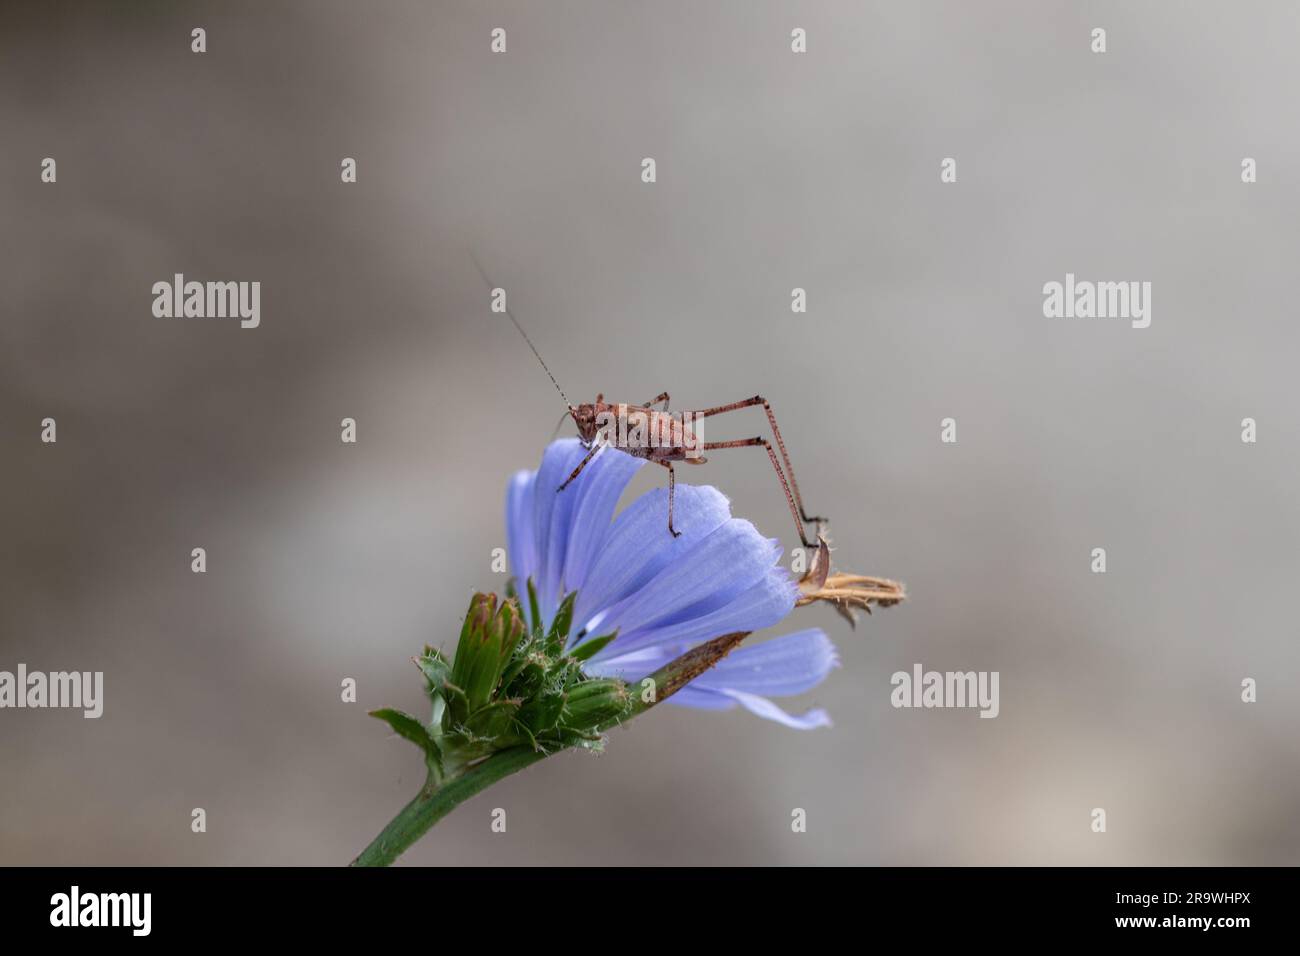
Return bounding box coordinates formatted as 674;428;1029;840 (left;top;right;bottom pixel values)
2;1;1297;865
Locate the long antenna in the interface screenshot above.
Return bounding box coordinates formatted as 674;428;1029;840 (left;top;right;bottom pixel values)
470;252;572;409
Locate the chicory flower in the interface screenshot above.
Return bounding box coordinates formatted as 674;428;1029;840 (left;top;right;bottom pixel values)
506;439;840;729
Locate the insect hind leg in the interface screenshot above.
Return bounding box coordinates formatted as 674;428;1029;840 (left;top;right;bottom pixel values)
690;395;825;525
701;437;817;548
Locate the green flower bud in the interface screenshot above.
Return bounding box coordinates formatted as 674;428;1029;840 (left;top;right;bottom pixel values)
562;678;632;731
452;592;526;715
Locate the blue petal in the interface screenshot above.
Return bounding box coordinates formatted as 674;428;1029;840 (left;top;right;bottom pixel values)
519;440;640;624
572;484;732;635
592;629;838;730
664;686;832;729
593;567;796;659
560;446;644;599
701;690;833;730
689;628;839;697
509;440;646;630
530;440;592;624
506;469;538;607
591;519;787;640
656;685;737;711
593;628;835;692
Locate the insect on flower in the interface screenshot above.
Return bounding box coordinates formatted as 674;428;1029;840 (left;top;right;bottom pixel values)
354;437;904;864
355;305;905;869
474;256;829;552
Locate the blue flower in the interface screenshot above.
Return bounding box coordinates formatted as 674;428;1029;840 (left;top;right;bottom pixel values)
505;439;839;729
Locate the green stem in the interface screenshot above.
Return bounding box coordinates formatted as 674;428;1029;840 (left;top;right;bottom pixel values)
350;746;548;867
351;629;752;866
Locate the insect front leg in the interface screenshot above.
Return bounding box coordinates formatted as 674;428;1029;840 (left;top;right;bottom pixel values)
557;442;602;492
642;392;670;411
654;460;682;538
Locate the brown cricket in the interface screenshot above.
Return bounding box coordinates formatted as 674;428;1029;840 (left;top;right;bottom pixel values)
477;257;827;549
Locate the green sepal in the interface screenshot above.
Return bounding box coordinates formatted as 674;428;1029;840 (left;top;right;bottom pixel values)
415;648;453;728
369;707;442;775
568;631;617;663
518;690;565;735
505;651;550;701
546;591;577;655
464;698;522;741
526;579;542;637
498;635;536;690
417;648;453;699
440;679;470;730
